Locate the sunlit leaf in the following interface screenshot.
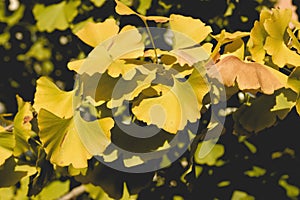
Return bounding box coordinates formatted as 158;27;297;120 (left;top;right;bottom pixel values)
115;0;169;23
132;69;208;133
33;77;74;118
264;9;300;67
38;108;114;168
13;95;34;156
208;55;287;94
247;10;271;63
108;67;156;108
38;109;92;168
85;184;114;200
169;14;212;49
213;31;249;45
33;180;70;200
77;26;144;76
270;93;295;111
33;1;80;32
75;19;119;47
0;130;14;166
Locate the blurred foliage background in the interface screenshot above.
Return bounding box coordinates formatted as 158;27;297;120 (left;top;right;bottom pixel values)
1;0;300;199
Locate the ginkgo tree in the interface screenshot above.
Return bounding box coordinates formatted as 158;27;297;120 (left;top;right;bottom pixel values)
0;0;300;199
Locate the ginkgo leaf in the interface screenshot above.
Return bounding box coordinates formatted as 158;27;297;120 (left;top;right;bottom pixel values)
263;8;300;67
247;10;271;63
75;19;119;47
107;67;156;108
0;157;28;187
233;89;297;134
33;1;80;32
169;14;212;49
38;108;114;168
115;0;169;23
13;95;34;156
0;131;14;166
223;38;245;59
208;55;287;94
287;66;300;93
33;180;70;200
33;76;74;118
231;190;255;200
77;26;144;76
38;109;92;168
213;31;250;45
132;69;208;133
271;93;295;111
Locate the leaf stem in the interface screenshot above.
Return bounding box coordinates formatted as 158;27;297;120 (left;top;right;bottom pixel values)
142;19;159;64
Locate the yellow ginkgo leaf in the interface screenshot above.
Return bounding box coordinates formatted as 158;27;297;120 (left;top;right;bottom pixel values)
13;95;34;156
108;66;156;108
263;8;300;67
77;26;144;76
169;14;212;49
38;109;114;168
115;0;169;23
223;38;245;60
213;31;250;45
270;93;296;111
0;131;14;166
132;69;208;133
75;19;119;47
208;55;287;94
33;77;74;118
247;10;271;63
194;141;225;166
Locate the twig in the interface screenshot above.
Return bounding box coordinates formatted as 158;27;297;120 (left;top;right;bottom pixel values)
58;185;86;200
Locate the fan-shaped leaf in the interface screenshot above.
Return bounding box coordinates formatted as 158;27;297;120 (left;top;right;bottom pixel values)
0;130;14;166
169;14;212;49
208;55;287;94
33;77;74;118
132;69;208;133
33;1;80;32
75;19;119;47
263;9;300;67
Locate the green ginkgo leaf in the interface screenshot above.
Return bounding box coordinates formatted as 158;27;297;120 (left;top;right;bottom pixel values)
263;9;300;67
33;1;80;32
38;109;92;168
38;109;114;168
33;180;70;200
33;76;74;119
0;130;14;166
13;95;34;156
233;88;297;134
